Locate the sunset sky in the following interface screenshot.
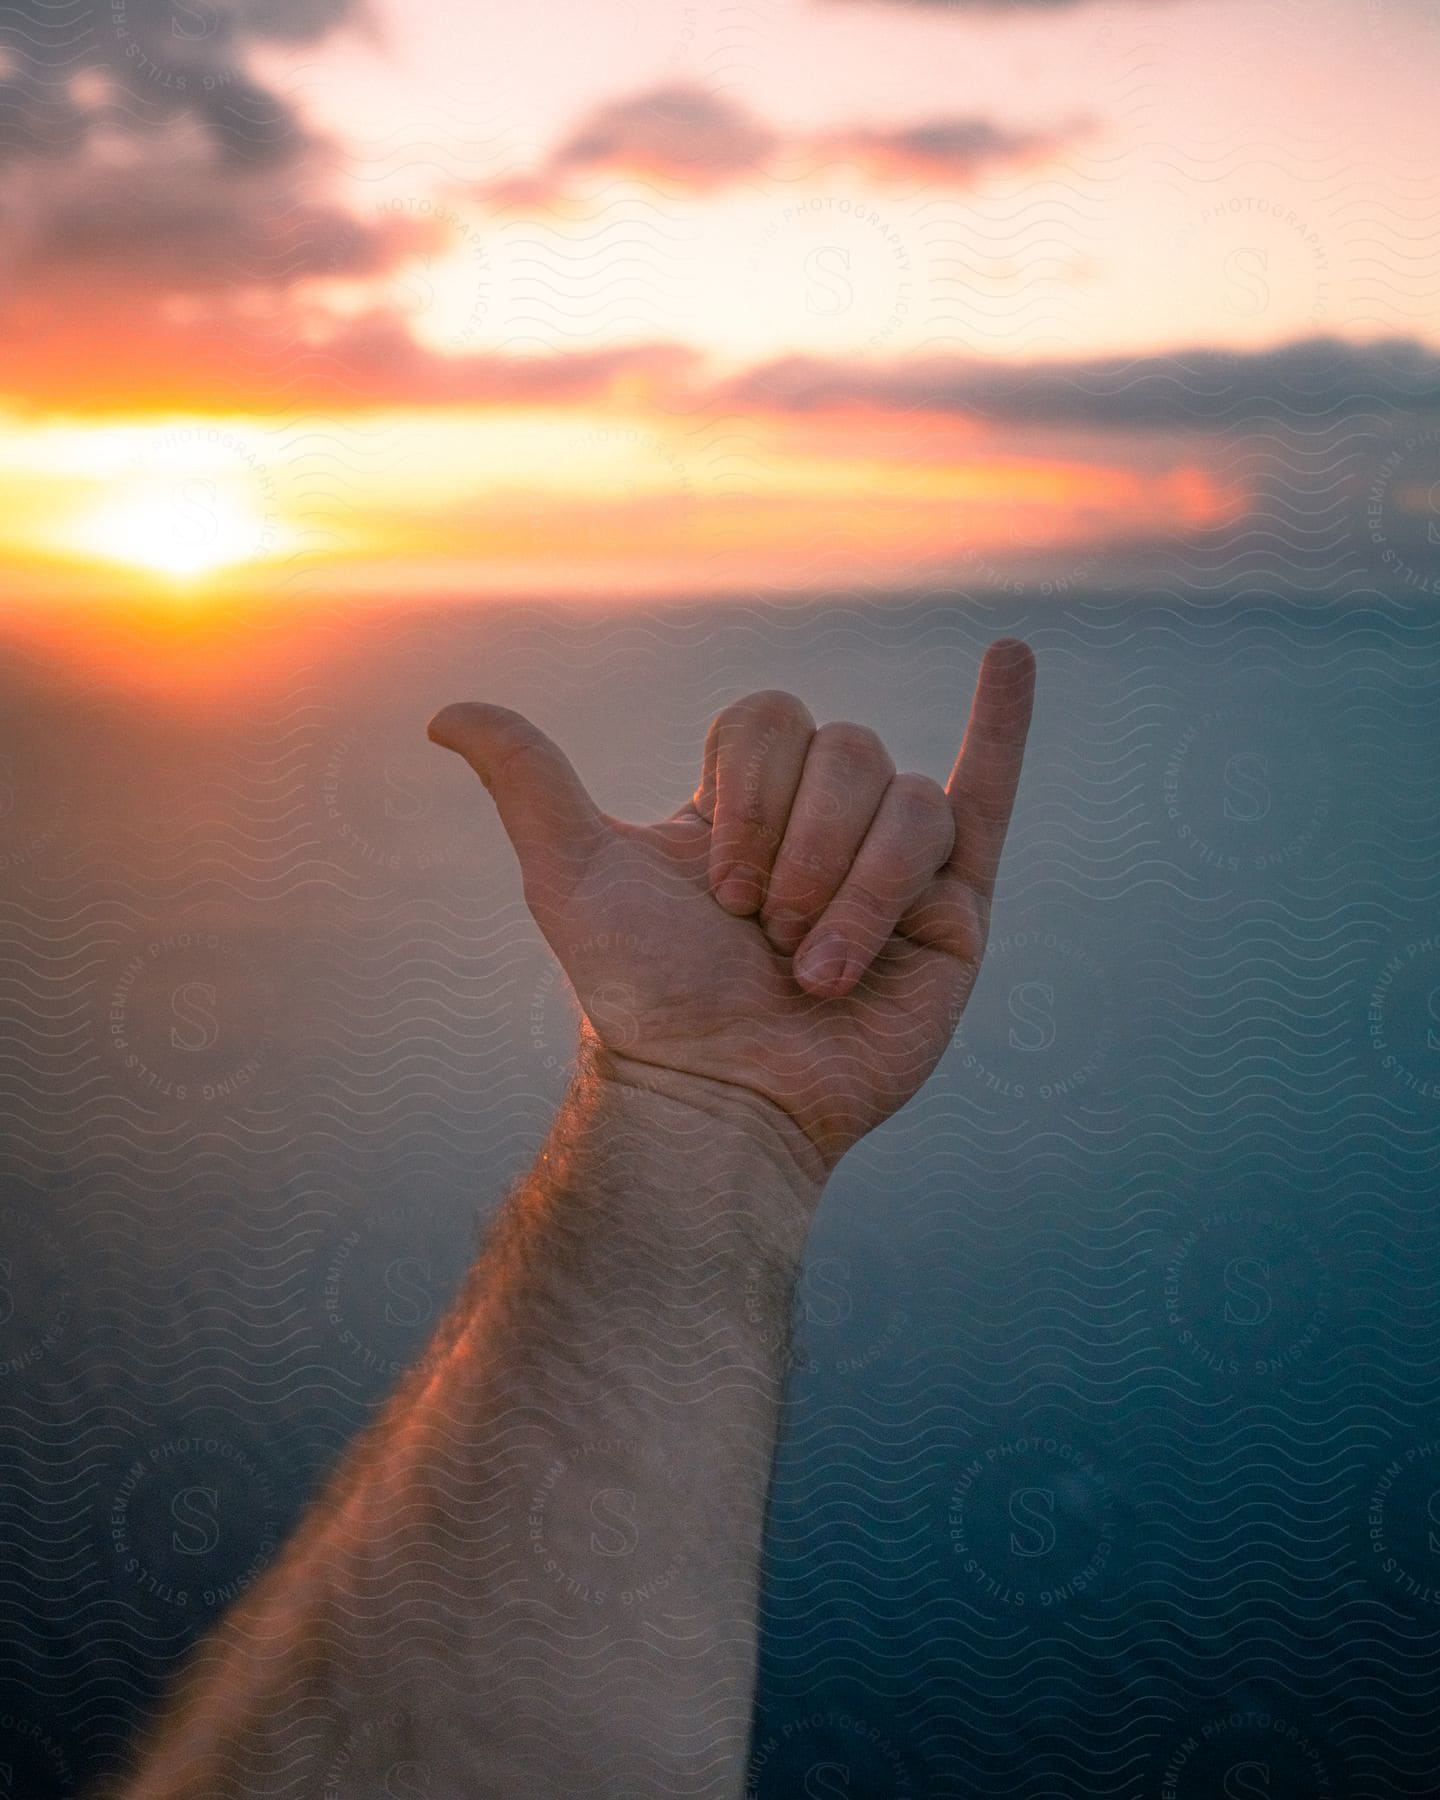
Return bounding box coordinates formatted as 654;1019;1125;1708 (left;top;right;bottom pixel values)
1;0;1437;611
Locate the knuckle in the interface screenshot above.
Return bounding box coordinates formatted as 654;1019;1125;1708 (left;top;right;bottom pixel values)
889;771;954;845
738;815;785;854
717;814;783;857
980;784;1015;821
800;779;848;826
815;720;891;774
927;874;988;960
779;839;850;886
837;872;904;919
890;770;947;813
487;728;551;785
770;846;849;907
723;688;814;741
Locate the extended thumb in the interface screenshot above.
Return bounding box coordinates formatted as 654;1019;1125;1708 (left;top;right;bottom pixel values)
427;701;604;890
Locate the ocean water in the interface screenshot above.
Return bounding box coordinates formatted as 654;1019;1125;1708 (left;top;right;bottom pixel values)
3;586;1439;1797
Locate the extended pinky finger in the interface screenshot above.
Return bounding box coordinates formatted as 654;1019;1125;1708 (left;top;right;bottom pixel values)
791;773;955;996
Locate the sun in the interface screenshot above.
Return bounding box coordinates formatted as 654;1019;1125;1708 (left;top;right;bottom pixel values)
69;481;275;581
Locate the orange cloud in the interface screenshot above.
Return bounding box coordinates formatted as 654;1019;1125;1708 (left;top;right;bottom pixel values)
0;293;702;412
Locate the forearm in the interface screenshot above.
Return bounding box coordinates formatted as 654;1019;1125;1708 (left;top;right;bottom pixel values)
114;1038;824;1800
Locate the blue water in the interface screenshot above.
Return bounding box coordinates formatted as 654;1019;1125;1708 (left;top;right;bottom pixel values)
2;586;1438;1797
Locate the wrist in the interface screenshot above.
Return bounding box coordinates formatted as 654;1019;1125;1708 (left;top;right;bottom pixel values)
578;1030;829;1215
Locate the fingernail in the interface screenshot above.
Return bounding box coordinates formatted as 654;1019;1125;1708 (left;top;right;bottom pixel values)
426;708;458;750
794;933;849;989
761;908;807;952
716;871;758;913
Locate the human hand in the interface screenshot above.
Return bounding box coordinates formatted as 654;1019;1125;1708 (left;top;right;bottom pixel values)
428;639;1036;1175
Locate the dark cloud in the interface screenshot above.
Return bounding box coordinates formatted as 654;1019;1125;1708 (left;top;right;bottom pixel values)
6;150;421;294
0;0;402;325
816;115;1065;179
481;82;1064;204
0;0;368;167
718;339;1440;429
552;85;777;188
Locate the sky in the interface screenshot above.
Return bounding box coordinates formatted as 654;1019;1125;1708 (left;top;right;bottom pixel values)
0;0;1437;618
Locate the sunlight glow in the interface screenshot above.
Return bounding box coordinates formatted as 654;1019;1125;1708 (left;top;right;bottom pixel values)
68;482;277;581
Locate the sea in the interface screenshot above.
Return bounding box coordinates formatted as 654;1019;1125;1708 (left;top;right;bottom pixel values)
2;582;1439;1797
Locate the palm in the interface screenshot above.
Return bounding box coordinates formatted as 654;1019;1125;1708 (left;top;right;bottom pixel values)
430;639;1035;1170
548;808;981;1159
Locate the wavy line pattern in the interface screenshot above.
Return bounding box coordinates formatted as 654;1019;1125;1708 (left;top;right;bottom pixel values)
4;0;1440;1791
4;586;1440;1799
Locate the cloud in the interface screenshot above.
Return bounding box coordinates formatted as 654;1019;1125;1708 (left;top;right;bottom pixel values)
0;0;413;331
550;85;778;190
0;44;1066;414
276;330;700;410
815;116;1067;179
718;339;1440;428
14;275;1436;439
0;0;370;167
480;82;1065;204
0;291;703;411
6;149;421;297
